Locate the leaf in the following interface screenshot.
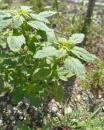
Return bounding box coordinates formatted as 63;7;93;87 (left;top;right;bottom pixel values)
39;11;56;18
7;35;26;52
46;29;56;41
0;19;12;32
51;85;64;101
34;46;59;59
57;67;74;81
33;67;51;80
28;20;56;41
12;86;25;104
26;94;41;107
28;20;50;32
64;57;86;79
69;33;85;44
20;6;32;12
0;11;11;20
71;46;97;62
58;37;69;44
13;16;25;28
30;13;49;23
24;84;42;107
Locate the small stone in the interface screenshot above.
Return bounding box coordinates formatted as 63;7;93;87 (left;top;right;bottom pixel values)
0;119;3;125
8;110;12;114
13;107;17;111
13;121;15;124
56;112;62;117
17;110;22;115
77;94;81;101
102;106;104;112
51;106;58;113
98;94;102;98
65;106;72;114
19;116;24;120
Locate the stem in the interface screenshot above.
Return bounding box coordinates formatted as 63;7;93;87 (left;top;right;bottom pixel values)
81;0;96;46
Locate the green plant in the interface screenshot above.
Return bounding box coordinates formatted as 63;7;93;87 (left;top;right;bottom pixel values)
81;61;104;97
42;108;104;130
53;0;59;12
0;0;8;9
0;6;96;107
30;0;43;12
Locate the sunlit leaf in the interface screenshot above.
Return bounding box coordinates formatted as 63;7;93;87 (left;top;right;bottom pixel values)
46;29;56;41
64;56;86;79
57;67;74;81
39;11;56;18
7;35;26;52
28;20;50;32
0;11;11;20
20;6;32;12
34;46;59;58
13;16;25;28
71;46;97;62
30;13;49;23
69;33;85;44
0;19;12;32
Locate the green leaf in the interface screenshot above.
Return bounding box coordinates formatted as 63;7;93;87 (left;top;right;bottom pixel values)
12;86;25;104
28;20;56;41
69;33;85;44
30;13;49;23
39;11;56;18
34;46;59;59
13;16;25;28
7;35;26;52
33;67;51;80
0;11;11;20
71;46;97;62
64;57;86;79
26;93;41;107
28;20;50;32
57;67;74;81
46;29;56;42
20;6;32;12
58;37;69;44
0;19;12;32
51;85;64;101
27;95;41;107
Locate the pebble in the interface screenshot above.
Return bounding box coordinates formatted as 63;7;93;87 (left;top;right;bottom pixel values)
65;106;72;114
0;119;3;125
